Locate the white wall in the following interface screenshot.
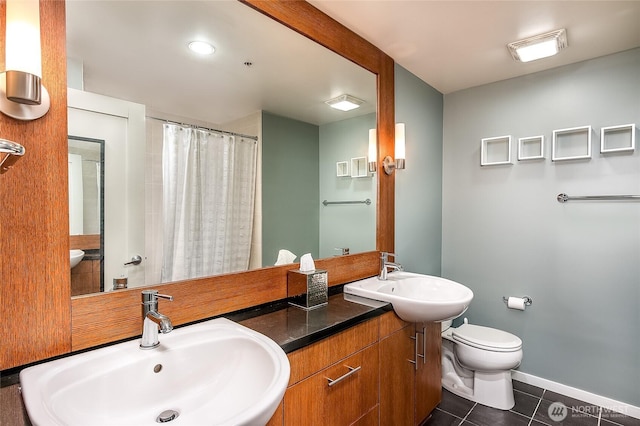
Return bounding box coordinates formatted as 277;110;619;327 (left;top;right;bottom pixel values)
441;48;640;405
68;89;146;290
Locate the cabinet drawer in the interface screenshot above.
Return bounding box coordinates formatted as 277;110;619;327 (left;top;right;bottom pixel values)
284;344;379;426
287;318;379;385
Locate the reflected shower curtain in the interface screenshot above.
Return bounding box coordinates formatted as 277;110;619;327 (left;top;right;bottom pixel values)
161;124;258;282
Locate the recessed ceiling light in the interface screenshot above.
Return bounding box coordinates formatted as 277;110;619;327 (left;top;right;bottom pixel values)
188;41;215;55
507;29;568;63
325;94;364;112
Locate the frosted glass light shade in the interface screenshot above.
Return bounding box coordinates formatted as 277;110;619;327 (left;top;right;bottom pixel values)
0;0;50;119
5;0;42;77
188;41;215;55
325;94;364;112
368;128;377;172
515;39;558;62
368;129;377;160
395;123;406;169
507;29;567;63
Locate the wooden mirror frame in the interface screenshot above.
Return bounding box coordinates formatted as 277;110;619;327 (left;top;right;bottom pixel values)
0;0;394;369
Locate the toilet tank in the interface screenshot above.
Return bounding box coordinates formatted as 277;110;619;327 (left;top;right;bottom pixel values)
441;320;453;332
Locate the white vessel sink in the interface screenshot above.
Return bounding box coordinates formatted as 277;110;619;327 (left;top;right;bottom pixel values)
344;271;474;323
20;318;290;426
69;249;84;269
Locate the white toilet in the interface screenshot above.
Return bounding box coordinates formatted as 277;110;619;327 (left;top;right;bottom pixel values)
441;318;523;410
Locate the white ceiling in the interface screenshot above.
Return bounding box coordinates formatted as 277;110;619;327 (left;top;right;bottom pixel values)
309;0;640;94
65;1;376;126
66;1;640;127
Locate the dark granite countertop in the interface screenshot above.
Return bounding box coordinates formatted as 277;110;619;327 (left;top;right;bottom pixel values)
1;290;390;387
234;293;390;353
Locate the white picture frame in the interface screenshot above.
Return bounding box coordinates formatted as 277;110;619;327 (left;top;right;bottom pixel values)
481;135;512;166
336;161;349;177
552;126;591;161
518;135;545;161
600;123;635;153
350;157;368;178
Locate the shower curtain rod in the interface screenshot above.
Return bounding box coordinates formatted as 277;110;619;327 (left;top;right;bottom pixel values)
146;116;258;141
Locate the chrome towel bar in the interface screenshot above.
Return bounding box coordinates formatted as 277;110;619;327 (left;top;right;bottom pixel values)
322;198;371;206
557;193;640;203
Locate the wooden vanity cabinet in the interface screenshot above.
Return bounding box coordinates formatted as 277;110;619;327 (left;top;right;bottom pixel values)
267;311;441;426
415;322;442;423
379;311;442;426
284;344;379;425
379;321;415;425
277;318;380;426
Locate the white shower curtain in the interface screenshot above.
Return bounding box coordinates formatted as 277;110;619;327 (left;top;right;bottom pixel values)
161;124;257;282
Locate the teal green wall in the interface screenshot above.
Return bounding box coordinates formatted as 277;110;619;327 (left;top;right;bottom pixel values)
396;50;640;406
441;48;640;405
261;112;319;266
395;64;444;275
319;113;377;258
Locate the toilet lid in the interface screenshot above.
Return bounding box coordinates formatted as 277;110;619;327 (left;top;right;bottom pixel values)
452;324;522;352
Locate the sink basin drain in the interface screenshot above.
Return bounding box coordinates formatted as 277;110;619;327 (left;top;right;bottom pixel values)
156;409;179;423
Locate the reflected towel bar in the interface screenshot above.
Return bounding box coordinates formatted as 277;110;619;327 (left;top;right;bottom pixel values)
557;193;640;203
0;138;26;173
323;198;372;206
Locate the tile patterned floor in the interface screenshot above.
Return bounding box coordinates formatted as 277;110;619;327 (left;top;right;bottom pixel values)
424;382;640;426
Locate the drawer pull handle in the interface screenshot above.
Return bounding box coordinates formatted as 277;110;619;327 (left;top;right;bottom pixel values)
409;333;420;370
326;365;362;387
415;327;426;364
421;326;427;365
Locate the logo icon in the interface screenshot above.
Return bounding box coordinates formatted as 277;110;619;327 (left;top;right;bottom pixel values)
548;402;568;422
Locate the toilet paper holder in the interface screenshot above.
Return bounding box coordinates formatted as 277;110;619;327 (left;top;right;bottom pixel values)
502;296;533;306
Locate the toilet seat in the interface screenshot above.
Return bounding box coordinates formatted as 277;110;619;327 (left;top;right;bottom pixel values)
453;324;522;352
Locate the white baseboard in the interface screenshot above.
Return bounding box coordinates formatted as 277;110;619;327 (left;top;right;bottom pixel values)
511;371;640;420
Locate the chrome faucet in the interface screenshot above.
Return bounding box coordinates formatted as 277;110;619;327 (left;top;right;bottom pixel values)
379;252;403;280
140;290;173;349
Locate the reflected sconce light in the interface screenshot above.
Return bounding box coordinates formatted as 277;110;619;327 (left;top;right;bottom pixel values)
383;123;406;175
368;128;377;173
368;123;407;175
0;0;50;121
507;29;567;63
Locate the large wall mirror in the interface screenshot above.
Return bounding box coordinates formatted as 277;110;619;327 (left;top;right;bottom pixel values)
66;0;378;295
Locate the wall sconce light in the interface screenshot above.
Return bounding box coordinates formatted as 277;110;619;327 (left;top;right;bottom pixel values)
507;29;568;63
368;128;377;173
0;0;50;121
383;123;406;175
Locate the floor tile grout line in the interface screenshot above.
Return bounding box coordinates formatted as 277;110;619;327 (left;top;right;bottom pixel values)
439;387;638;426
434;407;466;423
514;387;546;400
529;395;544;426
597;406;602;426
458;402;478;425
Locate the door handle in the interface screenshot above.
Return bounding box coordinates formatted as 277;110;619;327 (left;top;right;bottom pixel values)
124;255;142;266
